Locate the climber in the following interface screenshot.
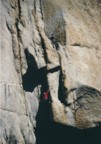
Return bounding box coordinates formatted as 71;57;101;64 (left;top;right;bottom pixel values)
50;33;55;48
42;90;49;102
50;33;59;50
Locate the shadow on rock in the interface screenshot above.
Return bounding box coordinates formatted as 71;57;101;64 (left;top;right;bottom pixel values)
35;100;101;144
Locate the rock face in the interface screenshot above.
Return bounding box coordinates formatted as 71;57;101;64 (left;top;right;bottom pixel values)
0;0;101;143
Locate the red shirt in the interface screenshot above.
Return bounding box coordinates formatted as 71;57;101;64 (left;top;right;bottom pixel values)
43;91;49;100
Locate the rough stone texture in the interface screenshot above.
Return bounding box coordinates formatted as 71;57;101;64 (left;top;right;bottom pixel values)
40;0;101;128
0;0;101;143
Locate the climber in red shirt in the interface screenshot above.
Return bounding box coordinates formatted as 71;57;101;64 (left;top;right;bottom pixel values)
43;90;49;101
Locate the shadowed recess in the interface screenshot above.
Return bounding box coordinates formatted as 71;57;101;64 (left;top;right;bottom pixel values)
35;102;101;144
22;49;39;92
22;49;48;92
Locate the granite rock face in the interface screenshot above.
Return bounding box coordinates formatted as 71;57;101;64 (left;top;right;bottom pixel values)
0;0;101;143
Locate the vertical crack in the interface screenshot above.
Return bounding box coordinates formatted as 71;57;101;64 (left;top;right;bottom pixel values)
58;52;68;105
18;0;21;19
39;0;43;19
13;0;29;116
